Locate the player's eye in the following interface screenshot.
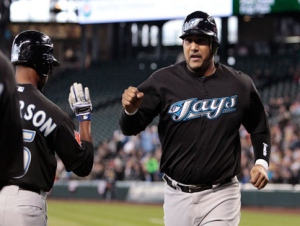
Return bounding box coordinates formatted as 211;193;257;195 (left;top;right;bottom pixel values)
184;38;193;44
195;37;209;45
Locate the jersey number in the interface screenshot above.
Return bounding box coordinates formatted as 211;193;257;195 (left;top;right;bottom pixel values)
13;129;35;178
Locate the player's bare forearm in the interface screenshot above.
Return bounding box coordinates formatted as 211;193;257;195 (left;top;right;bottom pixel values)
79;121;92;143
250;164;269;190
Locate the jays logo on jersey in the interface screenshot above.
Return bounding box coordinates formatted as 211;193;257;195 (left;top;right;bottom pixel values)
168;95;237;121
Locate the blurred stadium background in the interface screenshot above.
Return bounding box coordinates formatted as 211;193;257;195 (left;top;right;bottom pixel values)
1;0;300;213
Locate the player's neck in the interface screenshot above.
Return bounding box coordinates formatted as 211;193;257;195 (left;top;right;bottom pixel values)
200;61;216;78
15;67;39;87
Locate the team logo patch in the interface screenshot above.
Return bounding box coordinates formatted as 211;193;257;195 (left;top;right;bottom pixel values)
183;18;203;32
74;130;82;146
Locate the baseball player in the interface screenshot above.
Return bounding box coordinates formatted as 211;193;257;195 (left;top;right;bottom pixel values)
0;30;94;226
119;11;271;226
0;50;24;189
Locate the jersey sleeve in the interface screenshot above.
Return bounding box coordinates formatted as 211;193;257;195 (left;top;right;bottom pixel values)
53;118;94;177
119;75;161;136
242;79;271;165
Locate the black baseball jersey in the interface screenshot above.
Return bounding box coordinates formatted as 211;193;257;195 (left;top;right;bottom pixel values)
119;61;271;185
0;51;24;184
9;84;94;192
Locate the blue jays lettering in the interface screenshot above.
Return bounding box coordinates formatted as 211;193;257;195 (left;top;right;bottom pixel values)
168;95;237;121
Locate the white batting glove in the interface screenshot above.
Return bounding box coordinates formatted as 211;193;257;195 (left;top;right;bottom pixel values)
69;82;92;122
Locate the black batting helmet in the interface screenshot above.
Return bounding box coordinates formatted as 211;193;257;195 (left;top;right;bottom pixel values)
11;30;60;77
180;11;219;54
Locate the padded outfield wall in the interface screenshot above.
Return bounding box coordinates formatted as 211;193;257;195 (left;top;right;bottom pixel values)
48;181;300;208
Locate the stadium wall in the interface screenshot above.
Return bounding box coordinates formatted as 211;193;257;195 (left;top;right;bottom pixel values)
48;181;300;208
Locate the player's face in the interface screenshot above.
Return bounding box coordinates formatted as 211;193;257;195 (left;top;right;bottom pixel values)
182;35;214;75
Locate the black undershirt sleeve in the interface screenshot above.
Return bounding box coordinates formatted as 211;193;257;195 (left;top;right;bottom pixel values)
243;87;271;165
250;130;271;165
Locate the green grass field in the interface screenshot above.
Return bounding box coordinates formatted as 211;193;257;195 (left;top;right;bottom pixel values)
48;199;300;226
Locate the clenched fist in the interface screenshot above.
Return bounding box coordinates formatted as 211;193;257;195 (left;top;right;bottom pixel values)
250;164;269;190
122;86;144;114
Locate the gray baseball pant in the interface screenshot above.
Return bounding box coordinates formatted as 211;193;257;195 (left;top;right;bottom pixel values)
163;176;241;226
0;185;47;226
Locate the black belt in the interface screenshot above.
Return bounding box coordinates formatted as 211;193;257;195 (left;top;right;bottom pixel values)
163;175;233;193
18;185;42;195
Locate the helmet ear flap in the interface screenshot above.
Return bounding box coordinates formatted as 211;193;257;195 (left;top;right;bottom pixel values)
209;37;219;55
40;53;54;76
212;42;219;55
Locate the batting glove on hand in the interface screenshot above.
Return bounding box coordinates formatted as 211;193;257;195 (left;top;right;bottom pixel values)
69;82;92;122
